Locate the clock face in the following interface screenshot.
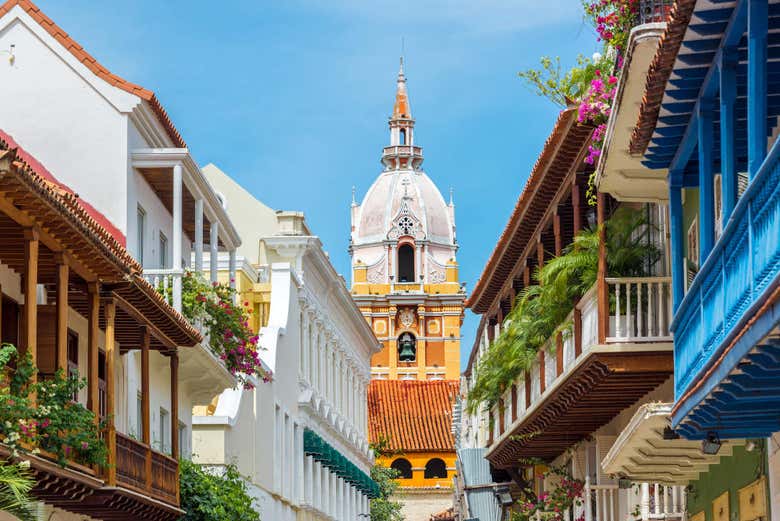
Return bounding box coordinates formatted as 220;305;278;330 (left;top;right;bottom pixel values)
399;308;415;328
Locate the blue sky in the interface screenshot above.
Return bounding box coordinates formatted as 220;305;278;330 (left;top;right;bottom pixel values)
38;0;599;367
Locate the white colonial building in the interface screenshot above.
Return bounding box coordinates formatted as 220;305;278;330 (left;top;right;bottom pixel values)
193;165;381;521
0;1;239;519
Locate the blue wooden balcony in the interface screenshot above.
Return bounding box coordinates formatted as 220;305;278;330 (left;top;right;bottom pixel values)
641;0;780;439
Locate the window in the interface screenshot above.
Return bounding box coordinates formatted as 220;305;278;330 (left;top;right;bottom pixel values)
1;296;19;348
159;232;168;268
424;458;447;479
159;407;170;454
390;458;413;479
137;205;146;266
686;218;699;291
136;392;144;439
399;128;406;145
397;244;415;282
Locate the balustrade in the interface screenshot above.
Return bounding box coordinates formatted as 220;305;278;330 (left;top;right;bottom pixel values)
142;268;183;312
638;0;674;25
116;432;179;505
606;277;673;342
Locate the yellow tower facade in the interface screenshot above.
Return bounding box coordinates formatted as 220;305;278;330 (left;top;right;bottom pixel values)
349;58;465;381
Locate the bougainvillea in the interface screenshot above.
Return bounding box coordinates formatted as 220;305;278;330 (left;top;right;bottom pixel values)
583;0;640;53
182;271;271;388
578;69;619;166
0;344;108;467
511;468;585;521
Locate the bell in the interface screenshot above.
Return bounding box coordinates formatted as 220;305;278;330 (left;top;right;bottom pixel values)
398;338;416;361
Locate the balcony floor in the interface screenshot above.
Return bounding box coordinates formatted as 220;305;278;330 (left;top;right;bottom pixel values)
487;346;673;467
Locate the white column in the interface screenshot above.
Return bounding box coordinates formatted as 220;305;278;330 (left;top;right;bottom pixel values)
172;163;183;312
229;249;237;299
194;198;204;272
423;243;429;283
415;243;422;285
210;219;219;283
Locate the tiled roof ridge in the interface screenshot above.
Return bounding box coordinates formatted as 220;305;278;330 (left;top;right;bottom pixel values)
0;131;140;272
630;0;696;155
368;380;459;452
0;0;186;149
466;108;584;311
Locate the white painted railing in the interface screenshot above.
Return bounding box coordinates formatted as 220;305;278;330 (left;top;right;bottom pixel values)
644;483;686;520
584;477;619;521
531;359;541;402
142;268;183;312
579;285;599;351
606;277;672;343
544;345;556;390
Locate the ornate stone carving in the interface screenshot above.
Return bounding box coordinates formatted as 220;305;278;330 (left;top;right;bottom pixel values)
399;308;415;328
429;267;446;283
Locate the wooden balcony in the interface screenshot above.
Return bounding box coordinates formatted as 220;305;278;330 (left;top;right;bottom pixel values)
672;139;780;438
487;278;674;466
116;433;179;506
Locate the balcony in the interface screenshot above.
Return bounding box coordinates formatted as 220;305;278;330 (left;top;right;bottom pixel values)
486;277;674;466
116;433;179;506
672;139;780;438
143;268;184;311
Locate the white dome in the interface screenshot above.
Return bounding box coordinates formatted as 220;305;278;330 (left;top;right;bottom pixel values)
353;169;454;246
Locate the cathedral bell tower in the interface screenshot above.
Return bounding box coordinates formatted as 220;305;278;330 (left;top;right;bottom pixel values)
349;58;464;382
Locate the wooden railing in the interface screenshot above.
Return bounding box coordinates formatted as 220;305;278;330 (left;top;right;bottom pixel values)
116;432;179;506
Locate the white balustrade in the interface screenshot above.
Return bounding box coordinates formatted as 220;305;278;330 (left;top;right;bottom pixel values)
605;277;672;342
142;269;184;312
584;476;619;521
645;483;686;520
544;346;556;389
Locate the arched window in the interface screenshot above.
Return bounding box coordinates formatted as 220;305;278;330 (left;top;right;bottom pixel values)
399;128;406;145
391;458;413;479
398;332;416;362
424;458;447;479
398;244;415;282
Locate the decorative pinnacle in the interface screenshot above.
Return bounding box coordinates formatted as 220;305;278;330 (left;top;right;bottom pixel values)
449;187;454;206
351;186;357;206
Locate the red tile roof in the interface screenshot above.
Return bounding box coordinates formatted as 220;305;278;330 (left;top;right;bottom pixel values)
466;108;593;314
430;508;455;521
0;0;186;149
368;380;459;453
630;0;696;154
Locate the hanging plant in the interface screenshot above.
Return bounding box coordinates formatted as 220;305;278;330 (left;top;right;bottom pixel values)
181;270;271;389
0;344;108;467
466;208;659;412
511;467;586;521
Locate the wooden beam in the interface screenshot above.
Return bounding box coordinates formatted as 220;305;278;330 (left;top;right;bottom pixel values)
511;384;517;423
597;192;608;344
554;212;562;256
103;298;116;486
537;240;545;270
170;352;179;462
140;326;152;491
556;333;564;377
572;181;582;234
539;350;546;394
110;291;178;350
524;372;531;409
87;282;100;417
573;305;583;357
23;228;38;374
55;255;68;373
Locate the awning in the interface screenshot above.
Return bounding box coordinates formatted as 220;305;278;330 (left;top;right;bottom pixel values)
303;429;380;498
601;402;743;484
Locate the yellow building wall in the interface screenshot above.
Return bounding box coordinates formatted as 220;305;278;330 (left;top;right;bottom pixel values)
378;452;457;489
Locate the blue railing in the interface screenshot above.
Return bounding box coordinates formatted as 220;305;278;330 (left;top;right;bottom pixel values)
672;137;780;399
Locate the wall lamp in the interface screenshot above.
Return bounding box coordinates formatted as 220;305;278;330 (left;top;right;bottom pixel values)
701;431;721;455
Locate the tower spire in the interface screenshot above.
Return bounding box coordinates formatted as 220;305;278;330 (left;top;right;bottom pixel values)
393;56;411;120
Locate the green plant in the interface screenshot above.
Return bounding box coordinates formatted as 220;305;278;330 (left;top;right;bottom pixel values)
181;270;271;388
518;54;614;108
0;460;35;521
0;344;107;467
369;438;404;521
466;208;659;412
511;467;585;521
179;459;260;521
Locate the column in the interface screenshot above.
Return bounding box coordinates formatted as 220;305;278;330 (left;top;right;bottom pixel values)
698;101;715;262
597;192;608;344
572;181;582;234
104;299;117;485
210;220;219;283
720;49;738;221
194;198;204;272
55;255;68;372
87;282;99;416
229;249;237;302
554;211;562;255
141;327;152;489
171;353;179;461
670;176;685;311
423;243;429;283
415;243;422;287
748;0;768;179
22;228;38;373
301;311;309;381
172;163;183;312
391;243;398;280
